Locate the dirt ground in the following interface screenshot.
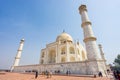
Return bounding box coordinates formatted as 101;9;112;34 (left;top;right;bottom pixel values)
0;72;113;80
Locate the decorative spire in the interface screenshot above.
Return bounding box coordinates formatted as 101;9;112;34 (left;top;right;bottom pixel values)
98;44;105;60
63;29;65;33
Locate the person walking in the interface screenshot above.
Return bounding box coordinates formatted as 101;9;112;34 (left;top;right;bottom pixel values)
98;71;103;77
116;70;120;80
66;70;68;76
49;71;52;78
46;70;49;78
35;71;38;79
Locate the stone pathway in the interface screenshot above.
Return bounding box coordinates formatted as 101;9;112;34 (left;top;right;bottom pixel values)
0;72;112;80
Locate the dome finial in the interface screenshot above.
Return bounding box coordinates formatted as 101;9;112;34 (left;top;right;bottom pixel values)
63;29;65;33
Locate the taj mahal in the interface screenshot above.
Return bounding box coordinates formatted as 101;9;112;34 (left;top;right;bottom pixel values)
40;31;87;64
11;5;108;76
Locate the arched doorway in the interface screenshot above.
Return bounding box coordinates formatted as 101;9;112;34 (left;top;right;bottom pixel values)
61;57;66;63
41;59;44;64
69;47;75;54
48;50;56;63
61;47;66;55
70;56;75;62
82;51;85;61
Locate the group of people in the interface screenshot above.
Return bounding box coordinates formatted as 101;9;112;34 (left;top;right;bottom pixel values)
66;70;71;76
54;70;60;74
35;70;52;79
35;70;104;79
34;69;120;79
98;70;120;80
113;70;120;80
34;70;71;79
98;71;103;77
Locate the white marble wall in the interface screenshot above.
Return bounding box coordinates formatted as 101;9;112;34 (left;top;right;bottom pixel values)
13;62;86;74
13;60;106;76
85;41;100;60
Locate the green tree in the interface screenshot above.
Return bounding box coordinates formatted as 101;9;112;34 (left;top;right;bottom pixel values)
112;54;120;70
114;54;120;65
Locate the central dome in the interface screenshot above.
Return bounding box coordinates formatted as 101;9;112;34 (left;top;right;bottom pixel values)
56;32;73;42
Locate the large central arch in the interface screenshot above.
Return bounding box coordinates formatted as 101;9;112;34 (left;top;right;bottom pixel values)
48;49;56;63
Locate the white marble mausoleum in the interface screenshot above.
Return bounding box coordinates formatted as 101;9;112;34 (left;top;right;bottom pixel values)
11;5;108;76
40;31;87;64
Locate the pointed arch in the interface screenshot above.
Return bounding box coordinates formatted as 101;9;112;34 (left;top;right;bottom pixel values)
41;59;44;64
82;51;85;60
61;47;66;54
69;47;75;54
48;49;56;63
61;57;66;63
70;56;75;62
42;52;45;57
77;49;80;55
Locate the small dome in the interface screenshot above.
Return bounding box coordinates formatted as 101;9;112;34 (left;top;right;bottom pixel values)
21;38;25;41
56;32;73;42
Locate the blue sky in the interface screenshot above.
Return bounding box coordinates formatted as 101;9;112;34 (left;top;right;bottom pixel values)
0;0;120;69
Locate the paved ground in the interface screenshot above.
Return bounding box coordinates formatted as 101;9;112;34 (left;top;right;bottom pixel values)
0;72;113;80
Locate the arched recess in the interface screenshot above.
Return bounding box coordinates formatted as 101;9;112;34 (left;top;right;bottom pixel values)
61;57;66;63
82;51;85;61
61;47;66;54
69;47;75;54
48;49;56;63
78;58;80;61
41;59;44;64
42;52;45;58
77;49;80;55
70;56;75;62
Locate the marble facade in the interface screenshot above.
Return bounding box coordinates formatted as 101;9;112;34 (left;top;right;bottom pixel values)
12;5;108;76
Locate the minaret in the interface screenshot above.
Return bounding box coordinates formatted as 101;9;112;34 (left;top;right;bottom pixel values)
98;44;107;74
98;44;105;60
79;5;106;76
79;5;100;60
11;39;25;71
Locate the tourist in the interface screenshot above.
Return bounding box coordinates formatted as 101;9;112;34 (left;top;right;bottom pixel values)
107;69;110;74
113;70;118;79
58;70;60;74
49;71;52;78
35;71;38;79
68;70;71;75
46;70;49;78
41;71;45;76
66;70;69;76
98;71;103;77
116;70;120;80
113;70;120;79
